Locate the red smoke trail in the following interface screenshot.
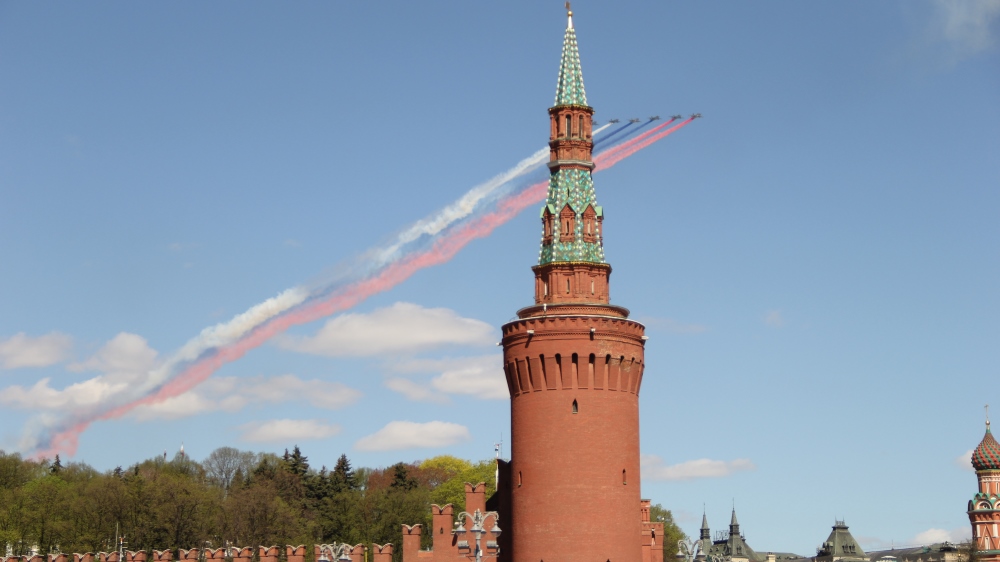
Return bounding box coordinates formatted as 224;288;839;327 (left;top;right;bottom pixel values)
595;118;693;170
35;121;690;458
596;117;676;161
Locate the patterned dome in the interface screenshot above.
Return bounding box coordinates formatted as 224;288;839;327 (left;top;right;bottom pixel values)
973;422;1000;471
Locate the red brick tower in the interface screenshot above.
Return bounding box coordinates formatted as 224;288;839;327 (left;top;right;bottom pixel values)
500;7;647;562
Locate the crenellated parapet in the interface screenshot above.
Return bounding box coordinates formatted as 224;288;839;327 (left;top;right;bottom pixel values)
401;482;499;562
1;545;387;562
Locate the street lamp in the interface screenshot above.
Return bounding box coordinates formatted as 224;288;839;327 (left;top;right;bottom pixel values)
317;543;355;562
677;539;706;562
454;509;501;562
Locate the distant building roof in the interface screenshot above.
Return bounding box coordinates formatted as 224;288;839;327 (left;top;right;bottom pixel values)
815;521;868;562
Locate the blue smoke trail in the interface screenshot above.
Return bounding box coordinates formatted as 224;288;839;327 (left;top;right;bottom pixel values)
593;122;634;147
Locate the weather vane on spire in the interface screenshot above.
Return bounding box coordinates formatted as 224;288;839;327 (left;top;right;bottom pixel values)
565;1;574;28
987;404;991;426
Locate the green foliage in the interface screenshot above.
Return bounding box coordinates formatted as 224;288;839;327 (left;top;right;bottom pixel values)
649;503;687;555
0;447;685;562
428;459;496;511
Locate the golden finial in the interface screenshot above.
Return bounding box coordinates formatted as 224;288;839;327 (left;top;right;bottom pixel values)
565;1;574;28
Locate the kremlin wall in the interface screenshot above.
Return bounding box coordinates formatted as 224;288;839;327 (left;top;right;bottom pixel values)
0;545;392;562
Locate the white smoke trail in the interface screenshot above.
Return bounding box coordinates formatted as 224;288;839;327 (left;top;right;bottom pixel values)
64;141;589;408
370;147;548;266
145;287;311;388
372;122;611;266
146;123;617;386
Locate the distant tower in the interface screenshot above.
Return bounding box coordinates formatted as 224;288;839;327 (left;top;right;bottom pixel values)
969;412;1000;561
501;6;647;562
700;511;712;556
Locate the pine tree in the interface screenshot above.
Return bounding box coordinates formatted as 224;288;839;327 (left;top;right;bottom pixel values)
288;445;309;477
332;454;356;492
389;463;417;491
49;454;63;474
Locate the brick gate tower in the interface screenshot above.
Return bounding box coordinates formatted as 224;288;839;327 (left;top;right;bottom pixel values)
500;7;647;562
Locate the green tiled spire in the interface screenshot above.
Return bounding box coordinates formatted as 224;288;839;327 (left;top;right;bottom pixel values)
538;9;603;266
554;12;588;107
538;170;604;265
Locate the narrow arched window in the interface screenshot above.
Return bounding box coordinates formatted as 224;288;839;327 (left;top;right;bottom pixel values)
543;281;549;296
518;471;523;487
572;399;578;414
580;115;586;138
566;115;572;137
591;279;595;295
566;278;571;294
622;469;627;485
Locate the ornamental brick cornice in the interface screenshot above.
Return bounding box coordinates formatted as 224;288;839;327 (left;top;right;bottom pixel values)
549;104;594;114
502;315;646;346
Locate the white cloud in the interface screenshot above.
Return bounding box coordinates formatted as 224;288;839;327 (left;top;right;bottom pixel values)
277;302;495;357
384;355;508;402
430;356;508;400
641;454;756;481
131;374;362;421
914;527;970;544
956;449;975;471
385;378;450;404
70;332;158;375
1;333;158;411
763;310;784;328
0;332;74;369
355;421;471;451
932;0;1000;55
239;419;341;443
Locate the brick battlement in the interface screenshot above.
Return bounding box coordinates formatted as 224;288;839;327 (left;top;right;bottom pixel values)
3;545;393;562
402;483;497;562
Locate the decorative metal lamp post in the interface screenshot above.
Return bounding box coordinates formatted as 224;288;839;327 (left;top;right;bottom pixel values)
454;509;501;562
316;544;355;562
677;539;707;562
678;540;732;562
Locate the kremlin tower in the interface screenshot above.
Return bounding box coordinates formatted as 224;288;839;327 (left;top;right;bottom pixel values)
969;415;1000;562
500;6;649;562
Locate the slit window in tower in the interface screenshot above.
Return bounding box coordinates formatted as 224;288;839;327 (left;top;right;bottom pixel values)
518;471;522;487
591;279;595;295
622;469;627;485
566;278;571;294
572;399;578;414
544;281;548;296
566;115;572;138
580;115;586;138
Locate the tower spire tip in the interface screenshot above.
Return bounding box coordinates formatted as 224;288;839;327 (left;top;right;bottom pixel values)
565;1;573;28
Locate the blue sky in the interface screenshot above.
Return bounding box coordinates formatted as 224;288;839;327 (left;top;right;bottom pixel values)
1;0;998;555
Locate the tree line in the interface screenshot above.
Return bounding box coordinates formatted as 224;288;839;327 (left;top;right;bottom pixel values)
0;447;685;561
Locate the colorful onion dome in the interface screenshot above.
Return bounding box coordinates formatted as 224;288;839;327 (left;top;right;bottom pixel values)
973;421;1000;471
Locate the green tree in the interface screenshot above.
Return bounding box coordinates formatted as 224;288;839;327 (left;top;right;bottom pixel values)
428;459;496;511
21;475;71;554
649;504;687;555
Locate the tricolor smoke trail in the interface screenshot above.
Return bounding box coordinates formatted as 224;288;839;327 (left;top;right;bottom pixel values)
30;118;694;458
592;121;634;147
